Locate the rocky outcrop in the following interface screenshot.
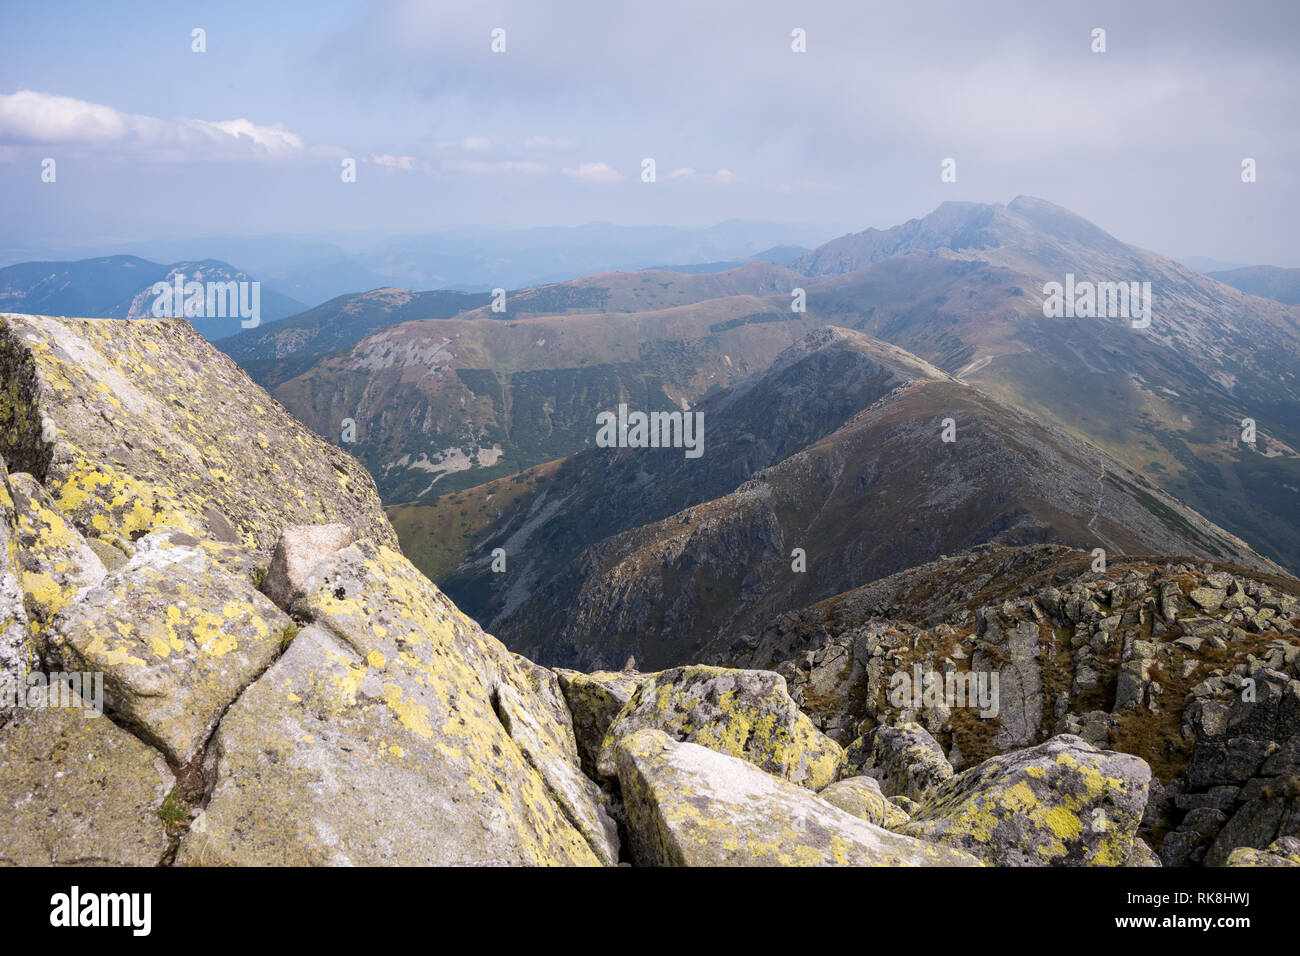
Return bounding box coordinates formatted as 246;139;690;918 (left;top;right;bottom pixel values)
184;544;616;865
1226;836;1300;866
554;667;650;777
818;775;912;828
902;735;1151;866
0;313;395;553
844;721;954;801
0;680;173;865
0;314;624;867
263;523;352;610
729;545;1300;865
1159;663;1300;867
45;531;291;765
0;459;29;690
8;470;105;635
595;665;843;790
614;730;981;866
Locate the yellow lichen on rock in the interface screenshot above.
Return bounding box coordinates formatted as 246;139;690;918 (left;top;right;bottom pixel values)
597;664;843;789
0;679;173;865
819;775;914;829
7;470;105;640
0;313;396;552
0;459;30;685
615;729;981;866
183;542;616;865
902;734;1151;866
45;531;290;764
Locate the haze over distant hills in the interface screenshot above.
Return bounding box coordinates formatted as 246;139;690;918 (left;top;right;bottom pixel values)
1208;265;1300;306
11;196;1297;591
211;196;1299;584
0;255;304;339
14;221;844;308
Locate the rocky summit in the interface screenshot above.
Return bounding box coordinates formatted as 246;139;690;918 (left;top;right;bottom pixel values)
1;312;1296;868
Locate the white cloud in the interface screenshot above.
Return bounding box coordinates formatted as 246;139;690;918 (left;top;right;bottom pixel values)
461;136;491;151
562;162;623;183
0;89;314;162
666;167;737;186
0;89;129;143
196;118;303;157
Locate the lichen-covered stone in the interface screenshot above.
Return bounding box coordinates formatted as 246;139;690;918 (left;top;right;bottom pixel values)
890;794;922;816
1188;586;1227;613
615;730;982;866
819;775;913;828
1226;836;1300;866
1125;837;1162;867
554;667;650;776
185;544;612;865
1203;787;1300;867
263;522;352;610
902;734;1151;866
0;313;396;552
128;526;266;586
45;537;291;764
7;470;105;636
844;721;955;802
597;665;842;789
514;655;582;761
0;459;29;694
0;680;172;865
494;680;620;865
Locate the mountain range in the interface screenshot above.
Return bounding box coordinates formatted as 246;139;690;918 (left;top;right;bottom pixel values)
1208;265;1300;306
0;255;305;339
208;197;1298;590
424;326;1282;670
17;221;840;307
11;197;1297;659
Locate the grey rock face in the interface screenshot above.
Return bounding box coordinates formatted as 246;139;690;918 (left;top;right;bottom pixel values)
263;523;353;610
595;664;843;790
614;729;981;867
903;735;1151;866
844;721;954;802
818;775;913;828
0;680;173;865
45;541;291;765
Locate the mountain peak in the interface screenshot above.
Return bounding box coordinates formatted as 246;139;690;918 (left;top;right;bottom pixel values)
793;196;1133;278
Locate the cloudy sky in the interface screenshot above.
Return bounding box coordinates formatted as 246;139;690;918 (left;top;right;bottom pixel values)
1;0;1297;265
